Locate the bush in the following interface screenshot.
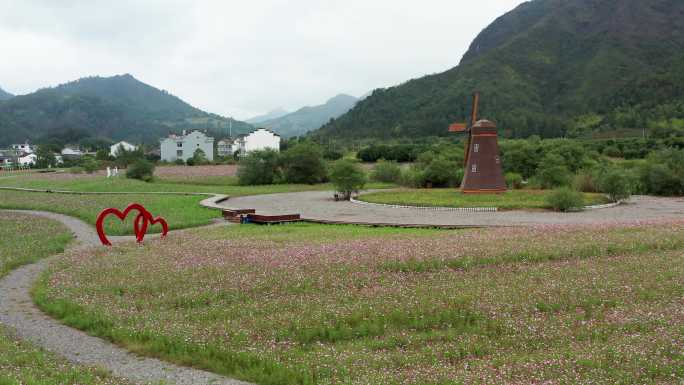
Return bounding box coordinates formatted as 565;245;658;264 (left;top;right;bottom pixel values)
281;144;327;184
598;169;632;202
82;159;99;174
536;154;573;189
189;149;209;166
126;159;155;182
602;145;622;158
573;171;599;193
422;157;462;187
329;160;367;200
174;159;185;165
546;188;585;212
400;167;426;188
372;160;402;183
237;149;281;185
505;172;523;189
638;149;684;196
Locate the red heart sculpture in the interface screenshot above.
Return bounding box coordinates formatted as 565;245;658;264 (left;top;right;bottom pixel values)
134;212;169;243
95;203;168;246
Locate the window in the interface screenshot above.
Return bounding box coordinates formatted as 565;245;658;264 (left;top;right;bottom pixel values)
177;150;183;157
177;142;182;147
471;164;478;173
474;144;479;153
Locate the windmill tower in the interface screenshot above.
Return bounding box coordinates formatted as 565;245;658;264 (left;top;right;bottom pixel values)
448;92;506;194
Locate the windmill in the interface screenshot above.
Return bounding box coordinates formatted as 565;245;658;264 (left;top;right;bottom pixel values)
448;92;506;194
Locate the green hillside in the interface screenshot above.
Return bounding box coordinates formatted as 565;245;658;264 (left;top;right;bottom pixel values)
314;0;684;141
260;94;358;138
0;74;253;146
0;87;13;101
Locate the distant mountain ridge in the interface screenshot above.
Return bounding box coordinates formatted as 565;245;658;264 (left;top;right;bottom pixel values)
315;0;684;140
260;94;358;138
0;74;253;146
246;108;290;124
0;87;13;101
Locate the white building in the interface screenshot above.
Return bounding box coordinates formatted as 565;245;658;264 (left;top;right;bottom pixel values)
160;130;214;163
11;142;35;154
110;141;138;157
61;147;84;158
235;128;280;156
18;153;37;166
217;139;234;157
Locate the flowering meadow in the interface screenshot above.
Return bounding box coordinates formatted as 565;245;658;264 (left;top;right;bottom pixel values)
39;221;684;384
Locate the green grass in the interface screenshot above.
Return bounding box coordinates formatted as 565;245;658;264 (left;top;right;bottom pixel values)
0;174;394;196
35;220;684;384
0;212;130;385
358;188;609;209
0;190;220;236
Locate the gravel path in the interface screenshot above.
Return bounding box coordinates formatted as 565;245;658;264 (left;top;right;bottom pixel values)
0;209;250;385
221;190;684;227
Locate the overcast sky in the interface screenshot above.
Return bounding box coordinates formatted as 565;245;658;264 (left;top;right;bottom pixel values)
0;0;526;120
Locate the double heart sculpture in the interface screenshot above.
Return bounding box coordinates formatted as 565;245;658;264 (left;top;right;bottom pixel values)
95;203;168;246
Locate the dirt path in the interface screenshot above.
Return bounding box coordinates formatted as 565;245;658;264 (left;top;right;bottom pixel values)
221;190;684;227
0;210;250;385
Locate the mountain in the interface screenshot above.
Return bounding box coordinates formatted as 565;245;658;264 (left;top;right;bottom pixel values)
0;87;13;101
246;108;290;124
0;74;253;146
260;94;359;138
314;0;684;141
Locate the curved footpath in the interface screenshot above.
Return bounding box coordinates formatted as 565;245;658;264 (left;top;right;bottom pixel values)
0;209;250;385
220;190;684;227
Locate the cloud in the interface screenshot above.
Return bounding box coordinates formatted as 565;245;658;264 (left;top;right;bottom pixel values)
0;0;526;119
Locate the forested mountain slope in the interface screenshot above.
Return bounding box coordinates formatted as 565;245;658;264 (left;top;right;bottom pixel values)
314;0;684;141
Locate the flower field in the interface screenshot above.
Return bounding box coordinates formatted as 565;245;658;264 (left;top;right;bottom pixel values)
38;220;684;384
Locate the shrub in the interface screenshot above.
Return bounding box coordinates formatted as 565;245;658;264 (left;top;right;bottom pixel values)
602;145;622;158
82;159;99;174
546;188;585;212
573;172;599;193
422;157;462;187
174;158;185;165
598;169;632;202
372;160;402;183
400;167;426;188
329;160;367;200
536;154;573;189
323;149;344;161
281;144;327;184
237;149;281;185
505;172;523;189
126;159;155;182
638;149;684;196
188;149;209;166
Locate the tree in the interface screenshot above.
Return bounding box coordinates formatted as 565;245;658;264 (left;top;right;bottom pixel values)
237;149;281;185
35;146;57;169
280;143;327;184
191;148;209;165
598;169;632;202
546;188;584;212
329;160;367;200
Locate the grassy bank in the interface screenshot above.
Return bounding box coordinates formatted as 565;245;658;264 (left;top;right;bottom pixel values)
36;221;684;384
358;189;609;210
0;212;130;385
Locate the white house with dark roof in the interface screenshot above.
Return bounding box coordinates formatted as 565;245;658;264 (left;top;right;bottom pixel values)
110;141;138;157
160;130;214;163
235;128;280;156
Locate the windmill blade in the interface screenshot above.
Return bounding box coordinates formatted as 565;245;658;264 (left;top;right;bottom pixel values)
449;123;467;132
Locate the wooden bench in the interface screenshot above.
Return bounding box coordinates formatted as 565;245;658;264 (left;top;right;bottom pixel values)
246;214;301;225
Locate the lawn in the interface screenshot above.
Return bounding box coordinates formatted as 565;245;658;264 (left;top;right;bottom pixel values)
358;189;609;210
0;190;220;236
37;220;684;384
0;173;394;196
0;212;130;385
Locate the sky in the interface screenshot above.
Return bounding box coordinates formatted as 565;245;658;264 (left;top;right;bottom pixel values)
0;0;526;120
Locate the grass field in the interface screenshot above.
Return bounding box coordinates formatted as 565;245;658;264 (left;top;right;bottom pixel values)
358;189;609;210
0;212;129;385
37;221;684;384
0;174;394;195
0;190;220;236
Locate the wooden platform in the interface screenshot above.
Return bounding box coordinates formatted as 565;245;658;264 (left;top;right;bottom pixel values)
247;214;301;224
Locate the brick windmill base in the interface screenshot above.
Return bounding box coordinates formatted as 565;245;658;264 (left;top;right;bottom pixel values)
461;120;506;193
